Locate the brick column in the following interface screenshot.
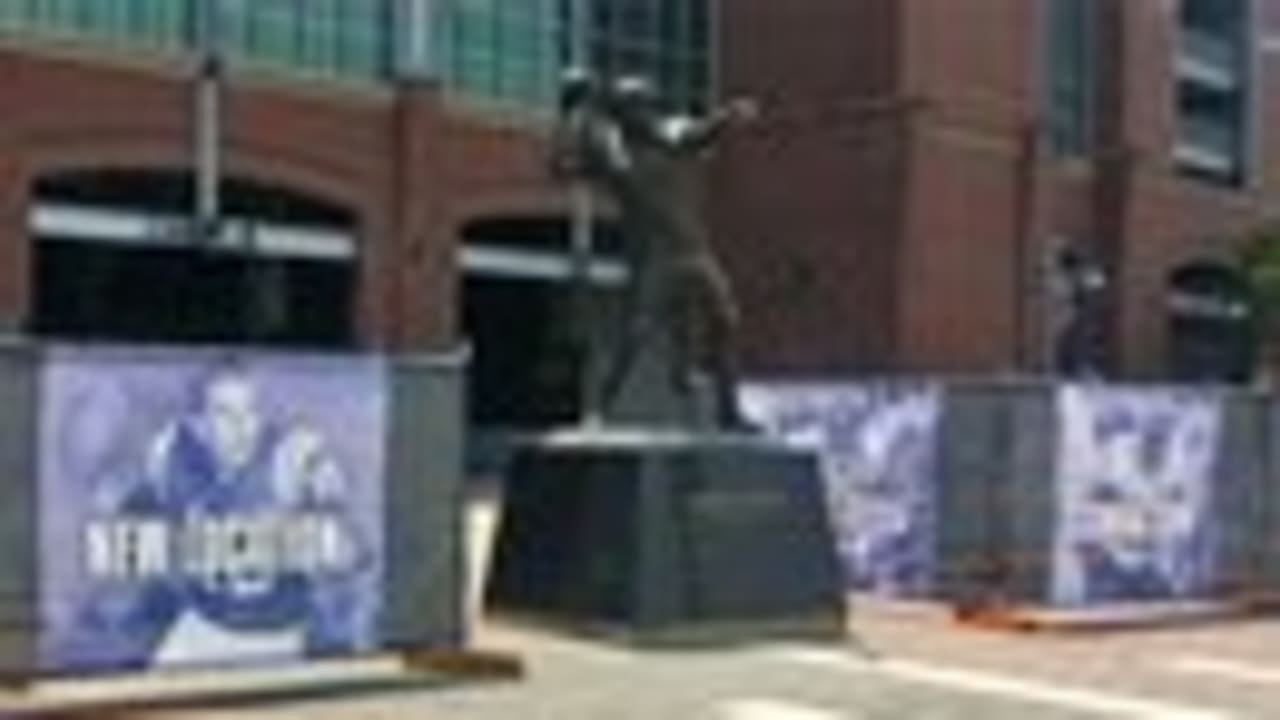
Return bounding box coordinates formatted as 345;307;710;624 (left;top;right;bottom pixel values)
1012;120;1051;373
0;65;27;333
356;203;397;352
389;80;457;352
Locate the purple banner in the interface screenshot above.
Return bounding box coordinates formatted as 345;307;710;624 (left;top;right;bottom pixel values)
742;383;943;597
38;346;387;673
1051;386;1223;608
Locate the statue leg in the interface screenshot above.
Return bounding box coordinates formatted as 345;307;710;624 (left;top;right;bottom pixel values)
682;259;747;430
703;264;747;429
669;276;699;399
709;323;743;427
599;286;655;417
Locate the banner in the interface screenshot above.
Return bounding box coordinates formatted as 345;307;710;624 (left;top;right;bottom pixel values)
1050;386;1223;607
742;383;943;597
38;347;387;672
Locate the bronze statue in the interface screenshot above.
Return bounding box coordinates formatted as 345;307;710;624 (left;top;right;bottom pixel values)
554;71;757;429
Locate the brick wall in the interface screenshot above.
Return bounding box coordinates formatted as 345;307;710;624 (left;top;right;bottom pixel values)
0;40;560;352
711;0;905;375
715;0;1280;378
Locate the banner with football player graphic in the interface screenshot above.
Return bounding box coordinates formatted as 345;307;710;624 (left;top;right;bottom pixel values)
1050;386;1223;608
38;346;387;672
742;383;943;597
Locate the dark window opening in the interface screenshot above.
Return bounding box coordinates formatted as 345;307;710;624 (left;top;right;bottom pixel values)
35;170;353;228
1167;263;1255;383
1181;0;1246;40
30;170;358;349
464;275;580;429
461;216;624;432
34;240;354;348
1045;0;1096;157
464;216;622;255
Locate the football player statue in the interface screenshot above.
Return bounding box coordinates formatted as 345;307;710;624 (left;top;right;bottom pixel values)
553;69;758;429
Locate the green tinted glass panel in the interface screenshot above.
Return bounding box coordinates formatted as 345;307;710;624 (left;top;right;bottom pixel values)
2;0;190;50
553;0;710;113
1;0;389;82
220;0;389;81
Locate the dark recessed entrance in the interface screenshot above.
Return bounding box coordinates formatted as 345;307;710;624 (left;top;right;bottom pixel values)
29;170;358;349
461;217;623;431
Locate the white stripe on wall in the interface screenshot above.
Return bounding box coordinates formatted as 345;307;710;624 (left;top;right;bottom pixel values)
31;201;630;284
462;245;628;285
32;203;356;261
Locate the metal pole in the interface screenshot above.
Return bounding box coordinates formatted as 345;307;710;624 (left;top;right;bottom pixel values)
568;0;602;424
572;189;600;423
194;0;225;247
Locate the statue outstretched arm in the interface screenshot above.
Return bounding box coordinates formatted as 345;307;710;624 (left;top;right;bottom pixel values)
660;98;760;153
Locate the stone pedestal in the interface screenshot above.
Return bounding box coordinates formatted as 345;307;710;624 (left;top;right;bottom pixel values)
486;428;846;643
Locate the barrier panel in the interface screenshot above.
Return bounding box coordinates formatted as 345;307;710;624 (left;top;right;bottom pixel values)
741;382;946;600
1257;396;1280;598
0;341;466;681
934;381;1046;609
1024;385;1225;609
744;378;1280;623
1208;389;1266;601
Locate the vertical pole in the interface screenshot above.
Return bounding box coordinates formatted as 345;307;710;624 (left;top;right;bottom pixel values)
395;0;435;80
194;0;225;247
572;188;600;423
568;0;602;424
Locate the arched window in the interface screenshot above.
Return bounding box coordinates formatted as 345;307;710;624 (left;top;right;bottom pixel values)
1167;261;1255;383
29;169;359;349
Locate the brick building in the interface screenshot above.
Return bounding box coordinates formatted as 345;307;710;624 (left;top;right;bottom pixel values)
3;0;1277;437
713;0;1280;380
0;0;713;428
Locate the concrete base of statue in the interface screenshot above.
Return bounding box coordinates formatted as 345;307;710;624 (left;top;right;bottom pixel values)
484;425;846;644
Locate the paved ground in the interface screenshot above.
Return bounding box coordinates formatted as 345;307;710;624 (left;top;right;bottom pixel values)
15;498;1280;719
112;612;1280;720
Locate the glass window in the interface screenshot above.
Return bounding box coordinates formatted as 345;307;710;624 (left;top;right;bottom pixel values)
218;0;389;81
584;0;709;112
435;0;711;115
1;0;191;51
1182;0;1246;38
0;1;390;82
0;0;709;102
1045;0;1094;157
439;0;560;111
1175;0;1250;186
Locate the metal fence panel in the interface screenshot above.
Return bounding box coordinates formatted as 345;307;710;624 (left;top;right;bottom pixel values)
1037;385;1227;608
1004;384;1058;604
1260;396;1280;596
0;343;469;679
935;383;1014;607
0;343;37;675
1215;391;1268;598
743;376;1280;614
381;352;468;652
740;382;945;599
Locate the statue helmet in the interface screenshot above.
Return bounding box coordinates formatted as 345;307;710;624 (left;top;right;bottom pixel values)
559;66;595;110
612;75;659;107
608;74;662;130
